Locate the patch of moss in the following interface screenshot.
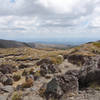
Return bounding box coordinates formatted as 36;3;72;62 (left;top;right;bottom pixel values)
12;92;22;100
89;82;100;90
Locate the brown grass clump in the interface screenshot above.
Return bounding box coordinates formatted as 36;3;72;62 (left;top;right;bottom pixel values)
29;68;35;75
22;78;34;88
34;71;41;80
22;69;29;76
93;42;100;48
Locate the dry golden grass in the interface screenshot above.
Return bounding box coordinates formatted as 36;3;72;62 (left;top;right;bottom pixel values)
0;47;67;67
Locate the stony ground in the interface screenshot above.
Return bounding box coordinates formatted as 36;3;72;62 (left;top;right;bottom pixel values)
0;41;100;100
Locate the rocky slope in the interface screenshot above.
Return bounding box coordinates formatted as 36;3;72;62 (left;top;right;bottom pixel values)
0;41;100;100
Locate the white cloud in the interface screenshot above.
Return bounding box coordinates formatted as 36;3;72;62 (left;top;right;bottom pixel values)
0;0;100;42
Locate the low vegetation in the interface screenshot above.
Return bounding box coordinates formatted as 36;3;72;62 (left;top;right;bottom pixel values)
13;74;21;81
93;42;100;48
12;92;22;100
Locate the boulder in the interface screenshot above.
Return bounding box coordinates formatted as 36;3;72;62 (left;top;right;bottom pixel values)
25;75;34;82
0;85;14;93
0;64;16;74
65;69;79;78
37;58;53;66
44;73;78;100
0;75;13;85
19;64;30;69
0;94;9;100
66;54;91;66
40;63;60;76
78;56;100;89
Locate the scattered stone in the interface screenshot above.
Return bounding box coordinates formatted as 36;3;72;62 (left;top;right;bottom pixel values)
66;54;91;66
0;85;14;93
0;93;9;100
19;64;30;69
40;63;60;76
0;75;13;85
37;58;53;66
0;64;16;74
25;75;34;82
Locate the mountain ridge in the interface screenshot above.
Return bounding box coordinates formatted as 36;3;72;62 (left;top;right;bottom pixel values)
0;39;72;49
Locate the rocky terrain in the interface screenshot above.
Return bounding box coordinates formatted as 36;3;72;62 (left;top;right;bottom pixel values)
0;41;100;100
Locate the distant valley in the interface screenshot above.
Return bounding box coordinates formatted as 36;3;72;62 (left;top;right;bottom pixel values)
0;39;73;49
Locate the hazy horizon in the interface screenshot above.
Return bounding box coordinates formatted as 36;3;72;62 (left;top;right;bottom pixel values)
0;37;99;45
0;0;100;44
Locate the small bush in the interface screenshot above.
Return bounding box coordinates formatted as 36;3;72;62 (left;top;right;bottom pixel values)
12;92;22;100
22;69;28;76
34;71;41;80
29;68;35;75
89;82;100;90
50;55;63;65
39;83;47;97
22;79;33;88
13;74;21;81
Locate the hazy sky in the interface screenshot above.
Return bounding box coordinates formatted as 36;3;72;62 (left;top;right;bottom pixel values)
0;0;100;42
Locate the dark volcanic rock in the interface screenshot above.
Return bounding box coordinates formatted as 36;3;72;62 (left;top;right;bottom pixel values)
0;64;17;74
0;75;13;85
16;58;35;61
78;56;100;89
37;58;53;66
40;63;60;76
65;70;79;78
44;73;78;100
65;54;91;66
19;64;31;69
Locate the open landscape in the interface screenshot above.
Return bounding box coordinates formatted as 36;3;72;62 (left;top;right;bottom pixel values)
0;0;100;100
0;40;100;100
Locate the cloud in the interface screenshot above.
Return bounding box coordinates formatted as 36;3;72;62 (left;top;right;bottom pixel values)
0;0;100;42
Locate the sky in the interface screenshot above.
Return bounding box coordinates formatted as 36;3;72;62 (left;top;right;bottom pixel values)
0;0;100;43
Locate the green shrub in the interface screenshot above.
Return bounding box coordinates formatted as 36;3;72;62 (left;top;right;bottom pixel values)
22;69;28;76
29;68;35;75
50;56;63;65
13;74;21;81
34;71;41;80
12;92;22;100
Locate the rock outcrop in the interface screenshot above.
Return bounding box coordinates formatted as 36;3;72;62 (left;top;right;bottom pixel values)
40;63;60;76
0;64;17;74
64;54;91;66
0;75;13;85
78;56;100;89
37;59;53;66
44;71;79;100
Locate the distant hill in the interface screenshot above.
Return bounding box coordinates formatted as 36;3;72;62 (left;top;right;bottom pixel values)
0;39;34;48
28;42;73;50
0;39;72;49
